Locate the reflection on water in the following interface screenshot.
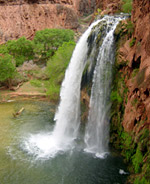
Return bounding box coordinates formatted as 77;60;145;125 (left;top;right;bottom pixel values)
0;101;128;184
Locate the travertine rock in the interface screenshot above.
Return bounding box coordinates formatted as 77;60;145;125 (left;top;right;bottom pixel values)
119;0;150;132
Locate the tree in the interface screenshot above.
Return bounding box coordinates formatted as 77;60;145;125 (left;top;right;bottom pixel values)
46;41;75;100
6;37;34;66
0;54;17;88
33;28;74;61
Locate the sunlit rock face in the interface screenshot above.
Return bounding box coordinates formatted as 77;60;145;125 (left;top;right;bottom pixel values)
0;0;80;43
115;0;150;132
0;0;122;44
0;0;97;43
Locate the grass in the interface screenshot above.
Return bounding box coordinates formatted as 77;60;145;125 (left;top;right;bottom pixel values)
30;79;43;88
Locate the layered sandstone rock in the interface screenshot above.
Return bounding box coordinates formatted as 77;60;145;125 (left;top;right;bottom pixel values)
0;1;79;43
96;0;122;14
0;0;122;43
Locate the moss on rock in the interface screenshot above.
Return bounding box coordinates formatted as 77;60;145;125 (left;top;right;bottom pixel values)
110;19;150;184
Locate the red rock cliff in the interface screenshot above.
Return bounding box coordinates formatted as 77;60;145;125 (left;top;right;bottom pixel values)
0;0;121;43
0;0;80;43
118;0;150;133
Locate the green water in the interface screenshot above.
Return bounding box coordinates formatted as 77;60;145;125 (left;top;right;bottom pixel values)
0;101;128;184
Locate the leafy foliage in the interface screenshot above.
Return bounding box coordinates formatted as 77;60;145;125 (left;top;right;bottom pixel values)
110;91;122;103
120;132;135;161
132;146;143;173
114;20;134;42
94;8;102;16
33;29;74;61
122;0;132;13
130;37;136;47
6;37;34;66
0;44;8;54
134;177;150;184
46;41;75;100
0;28;75;90
0;54;17;87
126;21;134;37
30;79;43;88
0;29;75;67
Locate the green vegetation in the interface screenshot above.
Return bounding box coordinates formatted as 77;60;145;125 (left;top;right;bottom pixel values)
120;132;135;162
132;146;143;173
94;8;102;16
7;37;34;66
110;91;122;103
0;28;75;98
122;0;132;13
130;37;136;47
46;41;75;100
111;18;150;184
134;177;150;184
126;21;134;37
0;37;34;66
33;29;74;62
0;54;17;88
0;28;74;66
132;68;139;78
30;79;43;88
115;20;134;42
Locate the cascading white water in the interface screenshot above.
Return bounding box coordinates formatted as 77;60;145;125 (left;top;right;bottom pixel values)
51;19;101;147
23;20;101;159
23;15;126;159
84;16;124;158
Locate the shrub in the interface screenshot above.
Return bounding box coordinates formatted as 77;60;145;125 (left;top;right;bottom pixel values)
6;37;34;66
0;54;17;88
33;29;74;61
122;0;132;13
132;146;143;173
95;8;102;16
110;91;122;103
46;41;75;100
134;177;150;184
30;79;43;87
0;44;8;54
126;20;134;38
130;37;136;47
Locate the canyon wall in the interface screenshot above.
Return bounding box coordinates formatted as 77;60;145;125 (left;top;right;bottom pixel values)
0;0;101;43
96;0;121;14
0;0;79;43
0;0;121;44
110;0;150;182
120;0;150;133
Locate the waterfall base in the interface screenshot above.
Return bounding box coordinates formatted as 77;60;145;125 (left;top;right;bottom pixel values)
23;133;75;159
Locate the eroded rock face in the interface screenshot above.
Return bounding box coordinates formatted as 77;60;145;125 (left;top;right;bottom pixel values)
96;0;121;14
117;0;150;132
0;1;79;43
0;0;122;43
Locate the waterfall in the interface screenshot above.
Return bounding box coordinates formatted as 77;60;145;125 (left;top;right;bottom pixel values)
84;16;123;158
51;19;101;148
23;19;101;159
23;15;126;159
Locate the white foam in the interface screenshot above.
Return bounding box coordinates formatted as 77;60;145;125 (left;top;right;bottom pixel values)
119;169;128;175
21;20;101;159
22;133;75;159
